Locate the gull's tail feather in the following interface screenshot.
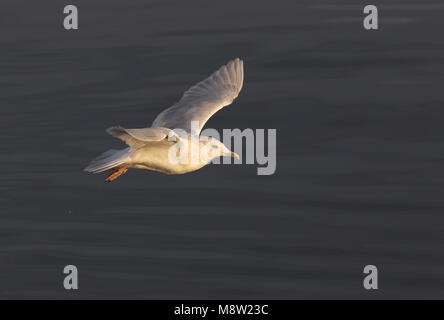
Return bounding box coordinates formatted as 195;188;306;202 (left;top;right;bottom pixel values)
84;148;130;173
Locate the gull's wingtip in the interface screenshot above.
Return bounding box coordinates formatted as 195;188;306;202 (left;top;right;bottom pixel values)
231;57;243;64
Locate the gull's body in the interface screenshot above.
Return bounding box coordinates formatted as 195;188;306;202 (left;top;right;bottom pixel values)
85;58;244;181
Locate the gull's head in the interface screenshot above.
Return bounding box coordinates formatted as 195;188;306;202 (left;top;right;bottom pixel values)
201;137;239;162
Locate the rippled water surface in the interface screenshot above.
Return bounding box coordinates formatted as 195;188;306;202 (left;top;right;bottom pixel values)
1;0;444;298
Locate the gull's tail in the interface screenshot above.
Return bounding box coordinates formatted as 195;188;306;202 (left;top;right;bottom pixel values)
84;148;130;174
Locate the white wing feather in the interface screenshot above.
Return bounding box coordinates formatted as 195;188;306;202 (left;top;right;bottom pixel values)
106;126;179;149
151;58;244;133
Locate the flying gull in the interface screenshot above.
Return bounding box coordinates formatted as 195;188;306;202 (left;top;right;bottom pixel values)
84;58;244;181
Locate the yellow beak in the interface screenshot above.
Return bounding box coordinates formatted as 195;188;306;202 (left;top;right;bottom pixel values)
231;152;240;160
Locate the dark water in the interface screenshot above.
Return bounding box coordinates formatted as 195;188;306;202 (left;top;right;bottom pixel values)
1;0;444;299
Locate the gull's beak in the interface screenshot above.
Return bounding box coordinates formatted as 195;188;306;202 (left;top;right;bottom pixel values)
231;152;240;160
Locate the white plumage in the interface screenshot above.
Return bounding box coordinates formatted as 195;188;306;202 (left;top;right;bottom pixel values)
85;58;244;181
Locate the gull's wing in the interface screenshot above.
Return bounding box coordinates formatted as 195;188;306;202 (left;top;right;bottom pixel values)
152;58;244;133
106;126;180;149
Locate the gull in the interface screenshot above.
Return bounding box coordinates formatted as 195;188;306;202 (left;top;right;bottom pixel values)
85;58;244;181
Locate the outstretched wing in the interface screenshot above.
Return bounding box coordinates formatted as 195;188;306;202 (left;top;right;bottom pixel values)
106;126;180;149
152;58;244;134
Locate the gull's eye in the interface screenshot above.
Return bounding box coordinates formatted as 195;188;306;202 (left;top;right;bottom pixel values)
212;145;219;149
